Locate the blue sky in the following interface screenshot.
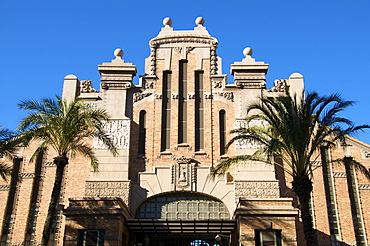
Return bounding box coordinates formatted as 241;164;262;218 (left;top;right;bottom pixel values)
1;1;370;143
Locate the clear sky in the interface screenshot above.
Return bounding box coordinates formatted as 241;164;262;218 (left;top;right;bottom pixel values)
1;0;370;143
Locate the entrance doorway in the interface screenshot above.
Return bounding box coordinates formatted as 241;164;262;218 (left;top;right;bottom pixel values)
135;234;230;246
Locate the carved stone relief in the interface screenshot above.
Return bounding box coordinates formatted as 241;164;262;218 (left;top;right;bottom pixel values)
268;79;287;92
235;181;280;201
171;156;197;190
234;119;267;149
93;120;130;149
80;80;98;93
85;181;130;205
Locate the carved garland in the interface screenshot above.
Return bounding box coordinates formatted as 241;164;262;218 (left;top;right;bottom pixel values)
133;92;152;102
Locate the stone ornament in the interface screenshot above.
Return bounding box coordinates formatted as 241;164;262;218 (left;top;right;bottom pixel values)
93;120;130;149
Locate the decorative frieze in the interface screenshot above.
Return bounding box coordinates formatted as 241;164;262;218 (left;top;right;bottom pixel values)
133;92;152;102
358;184;370;190
44;161;56;167
20;173;35;179
217;92;234;101
235;181;280;199
0;185;10;191
154;93;162;100
93;120;130;149
85;181;130;205
333;172;346;178
204;93;213;99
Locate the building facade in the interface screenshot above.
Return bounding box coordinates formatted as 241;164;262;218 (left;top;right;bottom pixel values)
1;17;370;246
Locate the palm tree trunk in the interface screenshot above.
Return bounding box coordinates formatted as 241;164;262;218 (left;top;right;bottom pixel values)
292;176;317;246
41;156;68;246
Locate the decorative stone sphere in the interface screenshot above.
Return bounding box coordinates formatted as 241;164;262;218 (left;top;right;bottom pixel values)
163;17;172;26
114;48;124;58
195;16;205;25
243;47;253;57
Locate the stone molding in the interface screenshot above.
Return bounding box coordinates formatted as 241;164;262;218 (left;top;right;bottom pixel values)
101;82;131;90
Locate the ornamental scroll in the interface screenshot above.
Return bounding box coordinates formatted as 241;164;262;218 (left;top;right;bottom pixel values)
93;120;130;149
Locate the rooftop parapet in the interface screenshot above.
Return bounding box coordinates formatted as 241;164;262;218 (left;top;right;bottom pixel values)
230;47;269;89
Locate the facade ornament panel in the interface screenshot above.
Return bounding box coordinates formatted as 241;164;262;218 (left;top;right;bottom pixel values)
80;80;98;93
85;181;130;205
93;120;130;149
133;92;152;102
235;181;280;200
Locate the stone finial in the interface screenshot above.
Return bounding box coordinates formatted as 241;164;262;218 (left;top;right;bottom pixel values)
195;17;205;26
114;48;124;60
163;17;172;26
243;47;253;57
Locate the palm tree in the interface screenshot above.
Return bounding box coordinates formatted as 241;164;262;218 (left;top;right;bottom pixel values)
212;92;370;246
0;126;18;180
18;96;117;246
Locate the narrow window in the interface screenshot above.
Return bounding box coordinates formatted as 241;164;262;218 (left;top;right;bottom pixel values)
255;229;282;246
195;71;204;151
219;110;226;155
78;229;105;246
178;61;188;144
161;71;171;151
138;110;146;156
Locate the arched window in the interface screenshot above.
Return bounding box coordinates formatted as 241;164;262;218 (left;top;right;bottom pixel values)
219;110;226;155
138;110;146;156
135;192;230;220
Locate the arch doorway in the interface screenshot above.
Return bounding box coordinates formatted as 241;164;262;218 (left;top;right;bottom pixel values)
127;192;235;246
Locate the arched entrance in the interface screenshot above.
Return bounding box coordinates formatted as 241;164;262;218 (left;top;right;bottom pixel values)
126;192;235;246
